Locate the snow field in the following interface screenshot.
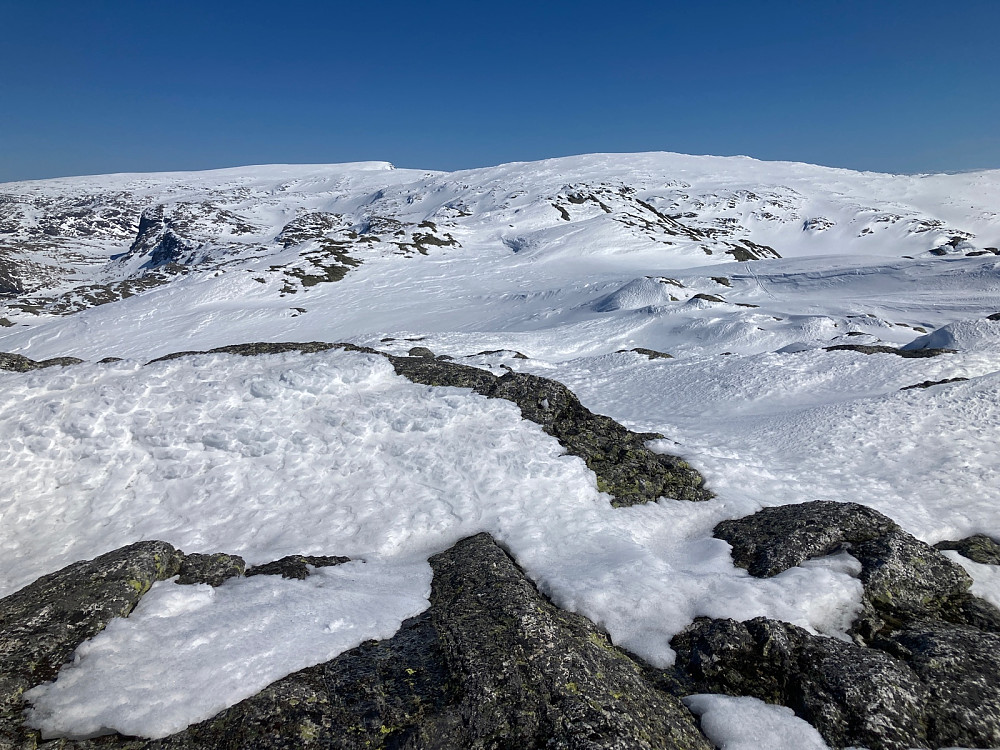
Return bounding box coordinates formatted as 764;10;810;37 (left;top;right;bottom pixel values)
4;349;863;737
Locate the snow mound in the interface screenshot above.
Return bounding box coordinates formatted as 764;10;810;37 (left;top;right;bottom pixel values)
592;277;678;312
903;317;1000;351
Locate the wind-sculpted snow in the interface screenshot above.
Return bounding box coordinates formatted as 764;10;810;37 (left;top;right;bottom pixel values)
2;153;1000;746
2;350;864;738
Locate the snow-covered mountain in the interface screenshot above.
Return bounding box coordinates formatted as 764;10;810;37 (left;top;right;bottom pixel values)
2;153;1000;749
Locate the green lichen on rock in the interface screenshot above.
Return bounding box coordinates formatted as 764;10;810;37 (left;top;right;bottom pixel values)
176;553;246;587
0;541;183;747
934;534;1000;565
28;535;711;749
386;355;711;504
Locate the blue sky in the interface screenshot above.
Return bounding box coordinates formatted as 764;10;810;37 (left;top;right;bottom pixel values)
1;0;998;181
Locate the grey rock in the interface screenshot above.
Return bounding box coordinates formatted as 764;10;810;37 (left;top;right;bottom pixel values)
176;553;246;587
0;353;84;372
823;344;955;358
245;555;350;580
406;346;436;358
620;347;674;360
0;541;183;746
934;534;1000;565
41;534;711;750
388;355;711;505
880;622;1000;748
714;501;897;578
671;616;929;750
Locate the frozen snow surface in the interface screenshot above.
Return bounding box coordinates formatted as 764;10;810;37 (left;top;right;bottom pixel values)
2;152;1000;740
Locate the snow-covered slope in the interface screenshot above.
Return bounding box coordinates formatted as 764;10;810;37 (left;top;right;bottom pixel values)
3;153;1000;745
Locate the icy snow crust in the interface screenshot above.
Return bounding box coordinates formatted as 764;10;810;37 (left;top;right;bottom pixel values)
2;153;1000;741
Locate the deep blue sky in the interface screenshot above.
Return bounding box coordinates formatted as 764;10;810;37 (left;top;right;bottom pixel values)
1;0;998;181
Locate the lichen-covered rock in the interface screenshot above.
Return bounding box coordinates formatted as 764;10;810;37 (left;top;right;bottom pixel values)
245;555;350;580
38;534;711;750
714;501;897;578
388;355;712;505
0;352;84;372
176;553;246;586
879;622;1000;748
934;534;1000;565
851;529;975;633
0;541;183;746
425;533;711;749
671;616;929;750
132;341;711;505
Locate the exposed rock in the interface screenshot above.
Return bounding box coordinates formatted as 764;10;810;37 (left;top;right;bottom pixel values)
0;353;84;372
24;534;711;749
715;501;999;637
0;541;183;746
387;355;712;504
671;616;928;750
619;347;674;360
934;534;1000;565
879;622;1000;748
146;340;359;364
406;346;436;358
690;293;725;303
245;555;350;580
900;377;968;390
715;501;896;578
176;553;246;587
823;344;955;358
474;349;529;359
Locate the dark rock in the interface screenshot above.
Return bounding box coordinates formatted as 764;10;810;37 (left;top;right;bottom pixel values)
988;312;1000;321
122;341;708;506
146;341;359;364
245;555;350;580
715;501;897;578
935;534;1000;565
0;352;84;372
406;346;436;358
851;529;975;631
900;377;968;390
388;355;712;505
46;534;712;749
97;357;124;364
824;344;955;358
715;502;999;637
671;616;928;750
176;553;246;586
620;347;674;360
474;348;529;359
0;541;183;745
880;622;1000;748
690;293;725;303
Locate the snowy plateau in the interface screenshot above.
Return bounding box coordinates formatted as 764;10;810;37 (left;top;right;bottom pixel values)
1;152;1000;749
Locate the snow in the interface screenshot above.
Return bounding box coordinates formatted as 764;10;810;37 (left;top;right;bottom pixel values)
2;151;1000;741
24;561;431;739
683;694;831;750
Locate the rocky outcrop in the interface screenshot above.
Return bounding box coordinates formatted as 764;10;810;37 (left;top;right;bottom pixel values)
386;354;710;505
934;534;1000;565
0;353;84;372
6;534;711;750
175;553;246;587
245;554;350;580
0;542;184;748
145;341;712;506
672;617;929;750
823;343;955;357
679;501;1000;749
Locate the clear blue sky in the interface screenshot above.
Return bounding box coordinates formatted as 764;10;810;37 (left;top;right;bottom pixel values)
1;0;998;181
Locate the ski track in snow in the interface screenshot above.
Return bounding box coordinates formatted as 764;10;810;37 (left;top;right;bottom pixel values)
2;153;1000;741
